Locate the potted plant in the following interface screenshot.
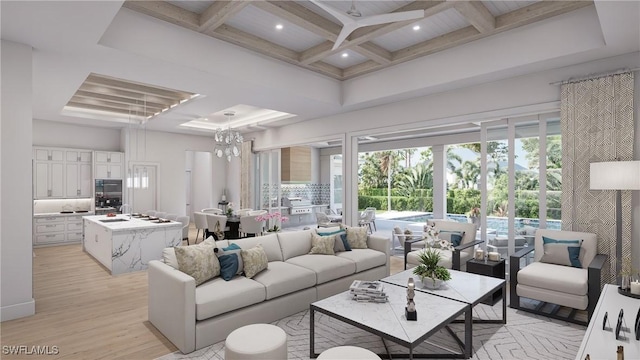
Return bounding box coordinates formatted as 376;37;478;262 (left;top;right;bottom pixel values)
226;202;234;217
412;248;451;289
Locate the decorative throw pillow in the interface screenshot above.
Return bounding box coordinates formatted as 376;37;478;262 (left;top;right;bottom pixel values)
216;243;244;281
439;230;465;247
345;226;368;249
339;233;352;251
309;233;336;255
540;236;583;268
241;244;268;278
213;220;225;240
403;228;413;241
174;243;220;285
317;229;348;252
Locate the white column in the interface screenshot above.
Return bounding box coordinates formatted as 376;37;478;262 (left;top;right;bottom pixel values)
310;147;320;184
432;145;447;219
1;40;35;321
343;133;358;226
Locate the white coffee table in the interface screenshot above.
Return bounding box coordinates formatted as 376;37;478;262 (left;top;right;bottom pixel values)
310;283;472;359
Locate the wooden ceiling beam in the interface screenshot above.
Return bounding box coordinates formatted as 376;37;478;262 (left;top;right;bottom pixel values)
73;90;168;109
70;96;164;113
211;25;342;79
78;84;177;106
354;43;392;65
254;1;341;41
85;75;193;99
453;1;495;33
199;1;250;33
122;1;199;31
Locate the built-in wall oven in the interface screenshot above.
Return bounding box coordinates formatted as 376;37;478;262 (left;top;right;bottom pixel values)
95;179;123;214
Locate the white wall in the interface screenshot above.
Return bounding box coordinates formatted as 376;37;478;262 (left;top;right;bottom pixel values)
190;151;213;215
1;40;35;321
33;119;121;151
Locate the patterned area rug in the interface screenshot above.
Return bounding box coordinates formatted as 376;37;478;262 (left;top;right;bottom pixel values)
156;301;585;360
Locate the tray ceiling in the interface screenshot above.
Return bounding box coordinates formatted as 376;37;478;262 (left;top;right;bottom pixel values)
124;0;593;80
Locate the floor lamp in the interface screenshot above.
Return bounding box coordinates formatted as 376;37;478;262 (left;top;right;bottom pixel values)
589;160;640;284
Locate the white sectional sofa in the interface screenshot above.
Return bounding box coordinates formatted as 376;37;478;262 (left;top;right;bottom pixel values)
148;228;390;354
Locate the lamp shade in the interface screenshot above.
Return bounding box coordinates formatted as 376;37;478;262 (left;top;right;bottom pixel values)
590;161;640;190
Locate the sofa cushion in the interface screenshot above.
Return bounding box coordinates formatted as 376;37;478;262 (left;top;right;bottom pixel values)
163;239;228;269
195;276;266;320
174;243;221;286
251;261;317;300
241;244;269;278
278;229;313;260
309;233;335;255
517;261;587;296
229;233;282;262
286;254;356;284
345;226;368;249
439;230;464;247
217;243;244;281
335;249;387;273
317;228;348;253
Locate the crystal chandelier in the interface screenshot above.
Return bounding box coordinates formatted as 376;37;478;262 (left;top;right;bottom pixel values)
214;111;243;162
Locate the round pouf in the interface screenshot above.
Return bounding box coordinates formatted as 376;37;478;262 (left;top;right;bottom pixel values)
318;346;381;359
225;323;287;360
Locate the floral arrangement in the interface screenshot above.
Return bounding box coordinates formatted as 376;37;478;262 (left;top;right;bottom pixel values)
423;224;439;242
255;212;289;232
226;203;234;217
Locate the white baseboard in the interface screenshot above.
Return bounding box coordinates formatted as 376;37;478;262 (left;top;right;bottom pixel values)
1;299;35;322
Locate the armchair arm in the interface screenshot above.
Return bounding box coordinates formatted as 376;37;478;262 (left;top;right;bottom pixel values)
148;260;196;354
587;254;608;321
509;246;535;309
451;240;484;270
404;238;425;270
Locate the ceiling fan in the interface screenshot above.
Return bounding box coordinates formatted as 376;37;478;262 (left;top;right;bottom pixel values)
310;0;425;50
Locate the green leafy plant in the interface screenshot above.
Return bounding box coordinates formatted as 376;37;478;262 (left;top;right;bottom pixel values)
412;248;451;284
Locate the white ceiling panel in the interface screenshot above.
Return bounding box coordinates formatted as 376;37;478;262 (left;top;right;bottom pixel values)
226;5;326;52
166;0;213;15
298;0;413;21
371;8;469;52
322;49;368;68
483;1;539;17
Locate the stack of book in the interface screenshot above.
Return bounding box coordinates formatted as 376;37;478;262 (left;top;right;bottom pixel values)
349;280;388;303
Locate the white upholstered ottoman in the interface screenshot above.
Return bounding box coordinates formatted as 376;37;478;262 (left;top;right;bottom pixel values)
224;323;287;360
317;346;381;359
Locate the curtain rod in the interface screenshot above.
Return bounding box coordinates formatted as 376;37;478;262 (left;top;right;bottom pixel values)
549;67;640;86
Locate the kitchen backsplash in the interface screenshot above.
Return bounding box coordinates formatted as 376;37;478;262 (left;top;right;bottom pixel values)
262;183;330;207
34;198;93;214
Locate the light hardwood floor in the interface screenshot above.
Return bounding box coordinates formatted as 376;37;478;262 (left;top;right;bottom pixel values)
1;228;404;359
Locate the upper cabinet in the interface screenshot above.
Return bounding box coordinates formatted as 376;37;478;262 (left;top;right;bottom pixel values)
94;151;123;179
33;147;95;199
281;146;311;183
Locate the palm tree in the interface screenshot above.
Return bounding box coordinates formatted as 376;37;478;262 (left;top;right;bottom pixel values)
378;151;394;211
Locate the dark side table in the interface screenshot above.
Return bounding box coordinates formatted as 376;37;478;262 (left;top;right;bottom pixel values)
466;258;506;305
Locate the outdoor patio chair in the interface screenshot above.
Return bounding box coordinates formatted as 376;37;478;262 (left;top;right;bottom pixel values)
404;220;482;271
510;229;606;325
315;212;332;228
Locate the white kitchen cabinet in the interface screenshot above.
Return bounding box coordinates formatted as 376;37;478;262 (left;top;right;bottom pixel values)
94;151;123;179
66;150;92;163
65;162;92;197
33;214;88;246
34;148;64;162
34;161;65;198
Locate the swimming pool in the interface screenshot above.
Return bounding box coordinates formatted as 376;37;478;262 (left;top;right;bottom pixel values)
391;213;561;234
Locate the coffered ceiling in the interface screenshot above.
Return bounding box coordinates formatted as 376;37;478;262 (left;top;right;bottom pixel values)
124;0;593;80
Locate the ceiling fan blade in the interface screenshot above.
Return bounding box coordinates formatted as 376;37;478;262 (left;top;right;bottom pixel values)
356;9;425;27
332;23;359;50
308;0;354;25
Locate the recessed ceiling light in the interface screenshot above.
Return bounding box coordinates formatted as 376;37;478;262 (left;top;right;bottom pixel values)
341;52;349;58
275;24;283;30
413;25;420;31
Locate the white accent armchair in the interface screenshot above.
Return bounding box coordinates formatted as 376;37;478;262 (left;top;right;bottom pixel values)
510;229;607;325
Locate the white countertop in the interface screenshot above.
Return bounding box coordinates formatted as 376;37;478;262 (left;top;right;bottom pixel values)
83;214;181;232
34;212;94;218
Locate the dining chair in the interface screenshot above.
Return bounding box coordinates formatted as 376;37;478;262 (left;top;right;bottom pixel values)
176;216;190;244
239;215;266;237
201;208;223;214
193;212;208;244
165;213;178;221
155;211;167;219
205;213;228;240
146;210;157;216
236;208;253;217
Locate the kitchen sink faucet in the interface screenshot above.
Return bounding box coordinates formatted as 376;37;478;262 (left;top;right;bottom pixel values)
119;204;132;219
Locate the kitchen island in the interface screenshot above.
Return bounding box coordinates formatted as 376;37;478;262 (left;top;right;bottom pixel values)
83;214;182;275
